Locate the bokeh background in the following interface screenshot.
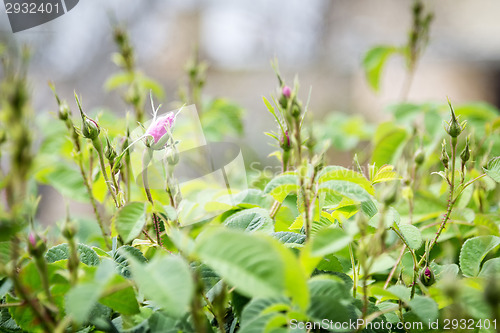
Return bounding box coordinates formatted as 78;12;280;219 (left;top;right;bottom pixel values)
1;0;500;222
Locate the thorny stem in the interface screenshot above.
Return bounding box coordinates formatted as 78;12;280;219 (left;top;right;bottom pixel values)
383;245;406;290
142;150;162;246
391;227;418;298
93;138;120;208
421;138;457;265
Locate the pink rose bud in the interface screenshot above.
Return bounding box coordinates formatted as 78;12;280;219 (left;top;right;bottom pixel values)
282;85;291;99
145;112;175;144
28;232;36;247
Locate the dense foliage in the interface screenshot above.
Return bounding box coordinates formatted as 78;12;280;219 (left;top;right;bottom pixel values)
0;3;499;333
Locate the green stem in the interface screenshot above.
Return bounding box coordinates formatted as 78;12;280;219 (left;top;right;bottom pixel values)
76;155;110;249
142;150;162;246
420;138;457;266
93;138;120;208
34;257;53;303
348;244;357;298
269;201;282;219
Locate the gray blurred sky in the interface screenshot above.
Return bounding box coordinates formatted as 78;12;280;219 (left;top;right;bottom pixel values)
2;0;500;152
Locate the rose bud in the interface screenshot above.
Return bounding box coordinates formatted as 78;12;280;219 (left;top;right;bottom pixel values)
420;266;435;286
145;112;176;150
445;99;466;138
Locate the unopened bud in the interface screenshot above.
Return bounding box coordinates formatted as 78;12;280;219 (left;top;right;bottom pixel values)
82;117;100;140
62;220;78;240
414;148;425;165
58;101;70;121
27;232;46;258
445;99;465;138
282;85;291;99
105;137;117;162
460;136;470;163
280;130;291;151
441;140;449;169
420;266;435;286
76;93;100;140
291;103;301;118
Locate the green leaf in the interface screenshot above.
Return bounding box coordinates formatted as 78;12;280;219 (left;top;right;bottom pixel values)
362;46;397;92
394;224;423;250
307;276;355;323
263;174;299;203
459;235;500;277
271;232;306;247
239;297;291;333
478;258;500;277
371;165;401;184
114;202;147;243
310;227;351;257
318;180;371;202
224;208;274;233
371;122;407;166
112;245;147;278
45;243;99;266
202;98;245;140
104;71;134;90
38;164;88;202
408;296;439;323
195;229;309;310
484;156;500;182
99;274;140;315
386;285;411;304
317;166;374;195
66;283;101;324
6;293;40;332
130;255;193;317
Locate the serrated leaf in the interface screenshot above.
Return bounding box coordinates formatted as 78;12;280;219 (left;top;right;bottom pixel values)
372;165;401;184
263;174;299;203
224;208;274;233
45;243;99;266
38;164;89;202
307;276;355;323
271;232;306;247
99;274;139;315
459;235;500;277
363;46;397;92
395;224;422;250
484;156;500;182
318;180;371;201
386;285;411;304
408;296;438;323
317;166;374;195
66;283;101;324
112;245;147;278
310;227;351;257
114;202;147;244
195;229;309;310
130;255;193;317
371;122;407;167
478;258;500;277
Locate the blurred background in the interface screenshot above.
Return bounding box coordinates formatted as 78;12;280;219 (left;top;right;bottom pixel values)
1;0;500;222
